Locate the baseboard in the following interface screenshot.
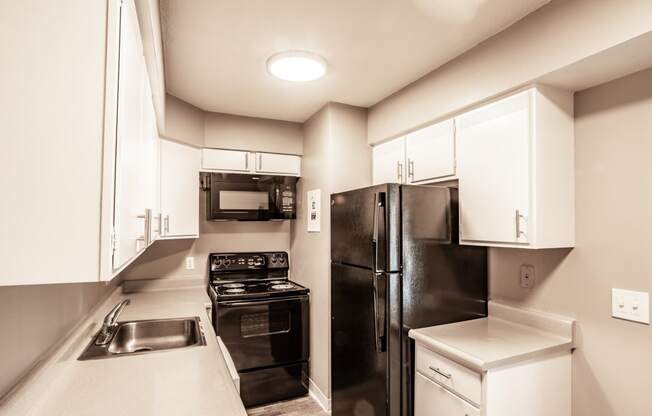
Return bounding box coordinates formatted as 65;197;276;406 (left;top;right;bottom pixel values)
309;378;331;414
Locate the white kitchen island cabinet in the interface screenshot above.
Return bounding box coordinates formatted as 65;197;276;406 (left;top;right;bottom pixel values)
456;86;575;249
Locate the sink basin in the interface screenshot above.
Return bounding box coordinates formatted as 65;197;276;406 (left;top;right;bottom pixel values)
78;317;206;360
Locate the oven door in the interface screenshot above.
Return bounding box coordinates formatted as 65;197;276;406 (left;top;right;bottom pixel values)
216;295;309;371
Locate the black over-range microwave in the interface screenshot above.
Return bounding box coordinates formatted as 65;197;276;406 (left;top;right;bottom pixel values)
204;173;298;221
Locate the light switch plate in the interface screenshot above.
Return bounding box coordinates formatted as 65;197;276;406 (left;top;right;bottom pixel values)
612;288;650;324
185;256;195;270
520;264;535;289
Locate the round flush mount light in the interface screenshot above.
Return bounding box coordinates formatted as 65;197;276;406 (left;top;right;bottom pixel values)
266;51;327;82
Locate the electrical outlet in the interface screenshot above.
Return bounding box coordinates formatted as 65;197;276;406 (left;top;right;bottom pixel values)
185;256;195;270
520;264;535;289
612;288;650;324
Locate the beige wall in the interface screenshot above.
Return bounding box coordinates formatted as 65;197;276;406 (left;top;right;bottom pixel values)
490;68;652;416
0;281;115;398
163;93;204;147
290;103;371;400
204;112;303;155
368;0;652;144
121;191;290;280
164;94;304;155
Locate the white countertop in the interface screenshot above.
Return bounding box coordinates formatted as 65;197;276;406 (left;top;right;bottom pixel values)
408;301;575;372
0;281;247;416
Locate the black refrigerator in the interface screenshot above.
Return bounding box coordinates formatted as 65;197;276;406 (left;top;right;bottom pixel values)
330;184;487;416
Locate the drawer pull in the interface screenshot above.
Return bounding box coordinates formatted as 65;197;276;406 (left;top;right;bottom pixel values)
429;366;452;379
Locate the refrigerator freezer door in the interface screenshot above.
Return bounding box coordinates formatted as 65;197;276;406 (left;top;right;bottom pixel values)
331;184;401;272
401;185;488;416
331;263;389;416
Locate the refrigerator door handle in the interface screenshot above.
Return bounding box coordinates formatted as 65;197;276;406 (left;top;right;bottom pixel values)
372;192;387;274
372;272;387;353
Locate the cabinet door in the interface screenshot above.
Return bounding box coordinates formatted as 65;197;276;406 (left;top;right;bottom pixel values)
457;91;531;245
112;0;147;271
255;153;301;176
141;67;160;244
372;136;405;184
406;119;455;183
202;148;250;172
415;372;480;416
161;140;200;238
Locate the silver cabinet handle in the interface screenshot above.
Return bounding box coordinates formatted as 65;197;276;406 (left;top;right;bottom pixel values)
429;366;452;379
258;153;263;171
397;161;403;182
164;214;170;235
408;159;415;182
245;153;249;170
516;209;526;239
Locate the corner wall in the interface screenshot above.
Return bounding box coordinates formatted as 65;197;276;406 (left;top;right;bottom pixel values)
489;68;652;416
290;103;371;405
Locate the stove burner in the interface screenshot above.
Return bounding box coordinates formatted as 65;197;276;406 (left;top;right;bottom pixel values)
222;283;245;288
225;288;245;294
268;280;286;285
271;283;294;290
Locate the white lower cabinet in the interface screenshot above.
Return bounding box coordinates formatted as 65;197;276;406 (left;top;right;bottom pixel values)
414;344;571;416
160;139;200;239
415;373;479;416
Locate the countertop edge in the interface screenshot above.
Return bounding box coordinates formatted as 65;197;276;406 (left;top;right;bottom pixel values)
409;327;574;373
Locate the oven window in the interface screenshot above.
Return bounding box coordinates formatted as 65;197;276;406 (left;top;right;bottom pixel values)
220;191;269;210
241;311;291;337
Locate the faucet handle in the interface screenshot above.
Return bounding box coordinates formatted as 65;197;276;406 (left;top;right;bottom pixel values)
96;299;130;346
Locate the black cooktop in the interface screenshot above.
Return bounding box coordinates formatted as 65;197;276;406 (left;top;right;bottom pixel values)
212;279;309;300
209;251;309;300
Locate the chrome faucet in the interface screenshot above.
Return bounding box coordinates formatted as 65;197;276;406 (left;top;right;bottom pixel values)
95;299;130;346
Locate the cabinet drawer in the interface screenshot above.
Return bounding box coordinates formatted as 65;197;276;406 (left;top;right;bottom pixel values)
415;372;480;416
416;345;482;406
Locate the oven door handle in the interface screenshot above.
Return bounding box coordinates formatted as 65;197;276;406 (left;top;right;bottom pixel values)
218;296;307;307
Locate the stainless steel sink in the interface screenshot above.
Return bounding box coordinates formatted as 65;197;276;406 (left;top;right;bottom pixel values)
78;317;207;360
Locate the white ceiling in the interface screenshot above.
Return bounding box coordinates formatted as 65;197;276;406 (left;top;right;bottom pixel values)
161;0;550;122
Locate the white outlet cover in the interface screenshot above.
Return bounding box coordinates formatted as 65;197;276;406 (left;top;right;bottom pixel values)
185;256;195;270
612;288;650;324
520;264;535;289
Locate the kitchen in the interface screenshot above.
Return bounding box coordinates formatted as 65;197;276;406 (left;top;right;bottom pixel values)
1;1;652;415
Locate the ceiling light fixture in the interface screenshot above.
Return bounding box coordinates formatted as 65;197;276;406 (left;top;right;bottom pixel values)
266;51;327;82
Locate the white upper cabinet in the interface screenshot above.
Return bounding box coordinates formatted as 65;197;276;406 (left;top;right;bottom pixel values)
112;0;148;271
457;86;575;249
160;140;200;239
406;119;456;183
202;148;250;172
255;152;301;176
201;148;301;176
0;0;165;285
373;136;406;184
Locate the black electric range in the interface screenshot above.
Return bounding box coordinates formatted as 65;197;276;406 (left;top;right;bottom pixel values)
207;252;310;408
